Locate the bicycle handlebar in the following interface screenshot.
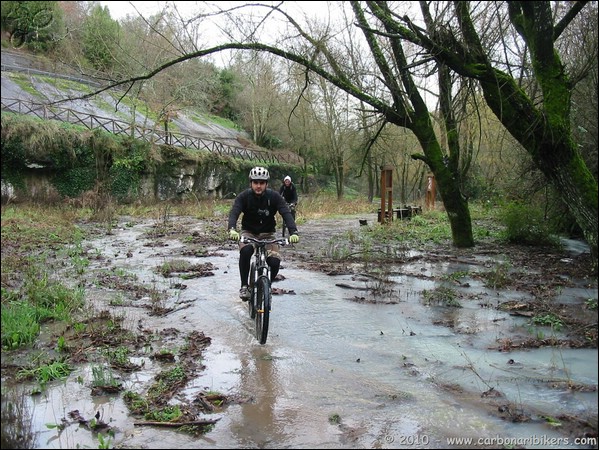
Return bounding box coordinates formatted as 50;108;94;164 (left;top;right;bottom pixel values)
240;236;289;246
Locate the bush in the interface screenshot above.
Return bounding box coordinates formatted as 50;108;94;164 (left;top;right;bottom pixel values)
501;202;561;247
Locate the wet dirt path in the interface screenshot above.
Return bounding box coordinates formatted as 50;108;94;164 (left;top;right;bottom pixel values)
3;214;597;449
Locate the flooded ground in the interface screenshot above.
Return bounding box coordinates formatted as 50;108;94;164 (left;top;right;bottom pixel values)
2;213;597;449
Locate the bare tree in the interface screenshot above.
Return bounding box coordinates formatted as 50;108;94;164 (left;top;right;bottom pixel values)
284;63;322;193
232;53;286;147
316;77;361;199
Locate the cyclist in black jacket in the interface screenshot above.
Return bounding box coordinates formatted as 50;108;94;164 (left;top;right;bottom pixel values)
279;175;298;205
228;167;299;300
279;175;298;237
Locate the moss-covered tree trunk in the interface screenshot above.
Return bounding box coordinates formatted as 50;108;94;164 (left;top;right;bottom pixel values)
453;1;598;271
510;2;597;270
354;1;475;247
410;123;474;247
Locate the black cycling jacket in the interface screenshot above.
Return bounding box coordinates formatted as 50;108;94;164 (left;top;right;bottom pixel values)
228;188;298;235
279;183;298;204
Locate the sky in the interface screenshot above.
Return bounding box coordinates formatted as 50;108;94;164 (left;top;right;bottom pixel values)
100;1;177;20
100;1;337;23
99;1;438;106
99;1;341;66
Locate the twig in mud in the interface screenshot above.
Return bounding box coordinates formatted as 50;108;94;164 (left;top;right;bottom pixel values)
134;418;219;427
335;283;369;290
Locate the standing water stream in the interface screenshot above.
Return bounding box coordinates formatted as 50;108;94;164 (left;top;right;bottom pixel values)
2;214;597;449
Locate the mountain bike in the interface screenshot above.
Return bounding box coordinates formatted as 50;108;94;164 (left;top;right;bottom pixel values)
281;203;296;238
241;236;289;344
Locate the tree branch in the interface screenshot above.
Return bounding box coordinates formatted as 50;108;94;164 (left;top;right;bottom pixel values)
356;118;387;177
134;419;219;427
48;42;397;122
554;1;588;40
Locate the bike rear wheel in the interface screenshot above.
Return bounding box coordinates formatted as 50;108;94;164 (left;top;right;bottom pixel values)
255;276;271;344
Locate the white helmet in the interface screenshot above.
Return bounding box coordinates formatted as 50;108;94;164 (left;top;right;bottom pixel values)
249;166;270;181
284;176;291;182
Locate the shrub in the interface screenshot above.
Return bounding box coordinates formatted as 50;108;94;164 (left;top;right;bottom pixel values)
501;202;561;247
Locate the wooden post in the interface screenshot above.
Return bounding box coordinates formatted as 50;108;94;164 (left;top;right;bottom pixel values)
379;166;393;223
425;174;436;210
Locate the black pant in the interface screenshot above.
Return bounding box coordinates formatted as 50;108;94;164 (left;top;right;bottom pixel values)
239;245;280;286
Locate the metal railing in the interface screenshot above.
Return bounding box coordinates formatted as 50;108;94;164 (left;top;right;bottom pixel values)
1;97;302;165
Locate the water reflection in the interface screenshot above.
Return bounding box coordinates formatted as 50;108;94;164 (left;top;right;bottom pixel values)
232;346;296;447
1;386;36;449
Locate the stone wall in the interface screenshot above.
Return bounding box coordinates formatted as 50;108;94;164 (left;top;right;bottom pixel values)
1;155;294;205
2;163;238;204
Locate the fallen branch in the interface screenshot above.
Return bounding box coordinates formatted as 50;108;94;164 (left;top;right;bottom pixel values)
335;283;369;290
134;418;219;427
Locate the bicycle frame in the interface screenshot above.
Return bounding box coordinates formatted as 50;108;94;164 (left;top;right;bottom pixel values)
241;236;288;344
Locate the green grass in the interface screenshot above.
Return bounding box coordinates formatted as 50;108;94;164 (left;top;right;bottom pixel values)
422;286;462;307
16;360;72;386
1;297;41;349
1;206;86;350
1;274;84;349
190;111;241;130
531;313;564;332
7;72;45;99
144;405;182;422
91;365;121;388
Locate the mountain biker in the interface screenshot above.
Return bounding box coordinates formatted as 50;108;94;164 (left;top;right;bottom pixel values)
279;175;298;237
228;167;300;300
279;175;298;206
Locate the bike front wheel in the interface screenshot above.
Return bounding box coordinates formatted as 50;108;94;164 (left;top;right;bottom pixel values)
248;261;257;319
254;276;271;344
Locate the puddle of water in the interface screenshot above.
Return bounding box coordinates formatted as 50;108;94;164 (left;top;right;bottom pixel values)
2;217;597;449
556;286;597;305
560;238;591;256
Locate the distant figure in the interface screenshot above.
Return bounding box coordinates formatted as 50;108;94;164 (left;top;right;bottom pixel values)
279;176;298;237
426;174;436;209
161;109;176;145
279;176;298;206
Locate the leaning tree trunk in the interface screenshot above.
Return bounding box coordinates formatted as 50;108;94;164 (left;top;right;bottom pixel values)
493;92;599;266
479;73;598;270
486;2;597;272
427;1;599;273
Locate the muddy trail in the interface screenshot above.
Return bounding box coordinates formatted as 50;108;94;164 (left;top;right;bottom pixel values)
1;212;597;449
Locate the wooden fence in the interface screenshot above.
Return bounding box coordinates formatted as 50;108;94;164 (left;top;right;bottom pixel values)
1;97;302;165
